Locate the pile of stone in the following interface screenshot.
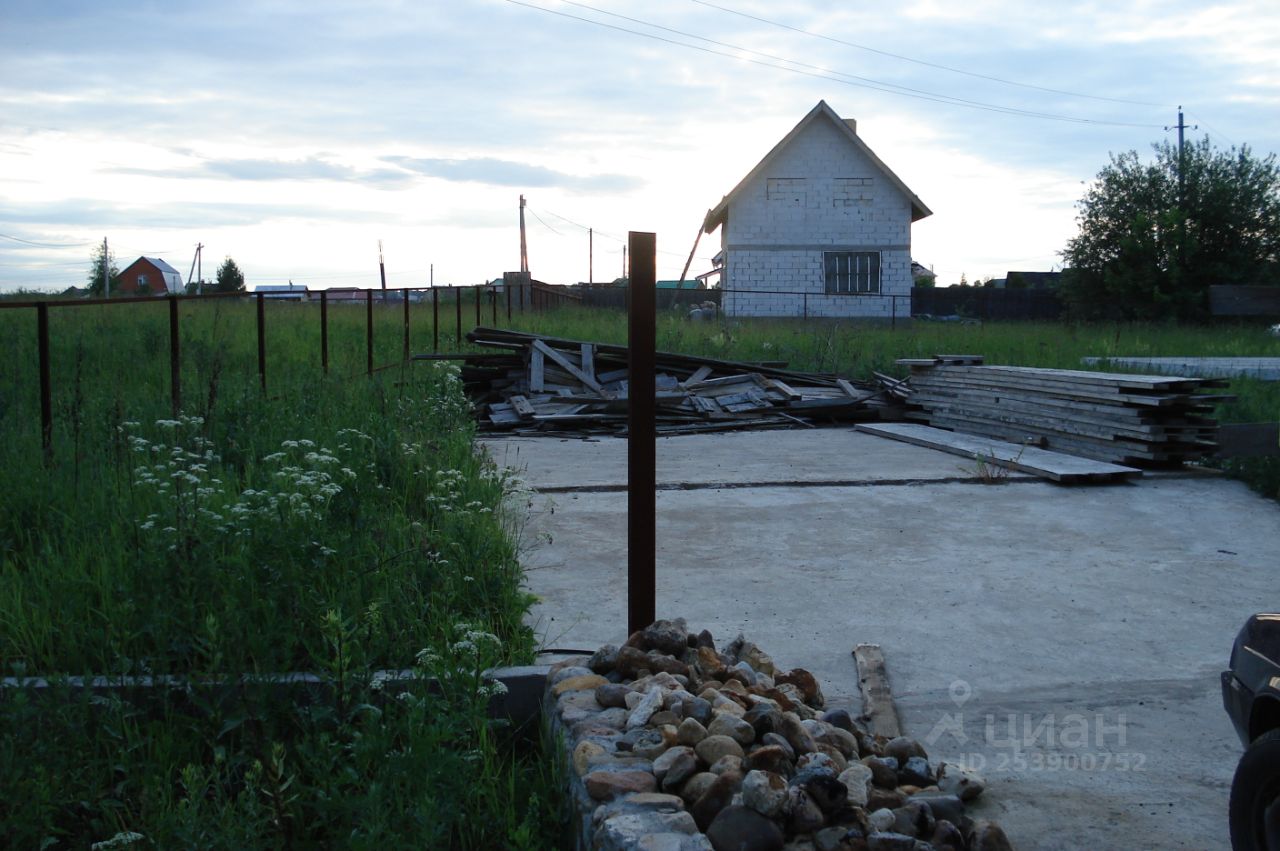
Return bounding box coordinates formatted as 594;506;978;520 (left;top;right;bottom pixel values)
544;619;1012;851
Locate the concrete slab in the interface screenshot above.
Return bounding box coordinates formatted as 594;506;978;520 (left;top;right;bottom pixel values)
483;427;1280;851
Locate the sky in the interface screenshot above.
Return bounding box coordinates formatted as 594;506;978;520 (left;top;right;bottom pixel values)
1;0;1278;292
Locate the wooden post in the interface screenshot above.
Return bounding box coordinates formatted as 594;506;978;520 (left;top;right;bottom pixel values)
490;287;497;325
256;292;266;392
519;281;525;312
474;284;481;328
168;295;181;416
37;302;52;462
627;231;657;635
402;289;410;360
320;290;329;374
432;287;439;353
366;289;374;375
506;278;512;323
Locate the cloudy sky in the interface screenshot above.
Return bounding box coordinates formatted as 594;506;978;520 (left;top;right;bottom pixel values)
2;0;1277;291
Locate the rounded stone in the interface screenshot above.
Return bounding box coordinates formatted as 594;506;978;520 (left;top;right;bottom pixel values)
743;744;794;778
883;737;927;769
551;665;594;685
775;668;824;707
683;695;714;727
899;756;933;787
653;746;696;782
661;750;700;793
968;819;1015;851
786;786;826;834
709;754;743;775
677;717;709;747
584;769;657;800
838;764;873;807
691;769;743;831
708;713;757;747
797;750;839;774
937;762;985;802
760;732;795;761
695;734;745;766
863;756;899;789
679;771;718;805
705;804;785;851
595;682;632;708
741;769;789;819
777;712;818;755
867;807;896;833
573;740;608;776
588;644;619;674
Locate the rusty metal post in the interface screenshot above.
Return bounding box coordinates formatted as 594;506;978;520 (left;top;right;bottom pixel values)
256;292;266;392
320;290;329;374
454;286;462;346
168;295;181;416
403;289;411;360
366;289;374;375
37;302;52;462
432;287;439;353
627;231;657;635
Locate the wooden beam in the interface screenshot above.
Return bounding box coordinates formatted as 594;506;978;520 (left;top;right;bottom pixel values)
533;339;606;395
853;644;901;739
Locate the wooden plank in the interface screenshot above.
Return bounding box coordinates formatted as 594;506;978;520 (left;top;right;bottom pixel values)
580;343;596;383
856;422;1143;482
529;346;545;392
766;378;803;400
835;378;861;400
934;364;1215;390
853;644;901;740
508;395;536;418
532;339;606;395
684;365;713;385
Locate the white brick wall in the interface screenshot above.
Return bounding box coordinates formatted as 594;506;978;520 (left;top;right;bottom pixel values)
720;115;916;318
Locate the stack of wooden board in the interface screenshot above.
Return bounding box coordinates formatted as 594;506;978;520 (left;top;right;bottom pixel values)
900;358;1230;465
439;328;899;435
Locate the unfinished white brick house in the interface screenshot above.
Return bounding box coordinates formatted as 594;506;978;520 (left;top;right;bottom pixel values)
702;101;931;318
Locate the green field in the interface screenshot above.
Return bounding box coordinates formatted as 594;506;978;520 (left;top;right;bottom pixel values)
0;297;565;849
1;295;1276;848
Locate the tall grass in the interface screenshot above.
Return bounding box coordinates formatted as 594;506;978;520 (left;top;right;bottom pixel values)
0;299;566;849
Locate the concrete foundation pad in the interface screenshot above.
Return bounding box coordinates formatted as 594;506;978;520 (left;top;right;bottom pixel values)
482;427;1280;850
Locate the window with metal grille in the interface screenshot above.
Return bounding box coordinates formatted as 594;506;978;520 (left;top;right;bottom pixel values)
824;251;880;294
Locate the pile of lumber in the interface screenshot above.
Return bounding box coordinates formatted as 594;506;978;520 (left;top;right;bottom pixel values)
899;356;1229;465
441;328;899;436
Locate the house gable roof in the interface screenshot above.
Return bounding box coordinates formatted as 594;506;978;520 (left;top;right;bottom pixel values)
143;257;182;278
703;100;931;233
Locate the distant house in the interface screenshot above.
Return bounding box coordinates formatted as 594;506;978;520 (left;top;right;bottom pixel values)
254;283;309;301
1004;271;1062;289
701;101;931;318
118;257;184;295
910;261;936;287
656;279;704;290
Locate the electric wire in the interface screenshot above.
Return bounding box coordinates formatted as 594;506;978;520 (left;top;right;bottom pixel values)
0;232;93;248
690;0;1165;108
502;0;1165;128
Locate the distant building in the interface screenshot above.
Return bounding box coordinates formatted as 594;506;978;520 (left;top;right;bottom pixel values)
118;257;183;295
255;283;309;301
701;100;931;318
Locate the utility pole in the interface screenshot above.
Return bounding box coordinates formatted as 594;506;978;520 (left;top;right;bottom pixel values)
378;239;387;291
188;243;203;294
1165;106;1198;270
519;195;529;274
1165;106;1197;205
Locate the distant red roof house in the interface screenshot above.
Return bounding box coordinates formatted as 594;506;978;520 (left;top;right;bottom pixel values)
118;257;184;295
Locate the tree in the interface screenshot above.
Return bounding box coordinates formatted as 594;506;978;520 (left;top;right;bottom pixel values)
214;257;246;293
86;243;120;296
1062;138;1280;320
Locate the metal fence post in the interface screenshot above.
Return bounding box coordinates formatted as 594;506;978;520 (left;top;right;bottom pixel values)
627;231;657;635
366;289;374;376
320;290;329;374
168;295;181;416
256;292;266;392
37;302;52;462
403;289;410;360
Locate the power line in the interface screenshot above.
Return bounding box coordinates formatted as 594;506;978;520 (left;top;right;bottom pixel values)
1184;110;1238;147
690;0;1165;108
503;0;1164;128
526;207;564;236
0;232;92;248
